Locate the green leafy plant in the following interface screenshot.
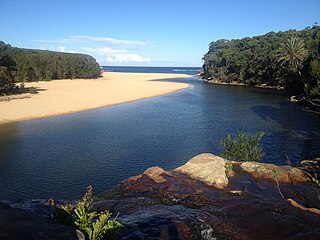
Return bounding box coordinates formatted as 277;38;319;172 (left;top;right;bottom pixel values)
277;37;308;74
61;185;122;240
221;130;265;162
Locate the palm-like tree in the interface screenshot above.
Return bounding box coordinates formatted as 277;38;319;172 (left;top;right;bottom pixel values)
277;37;308;74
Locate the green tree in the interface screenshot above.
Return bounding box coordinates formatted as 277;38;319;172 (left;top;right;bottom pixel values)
0;55;16;94
277;37;308;74
0;40;101;83
221;130;265;162
202;26;320;93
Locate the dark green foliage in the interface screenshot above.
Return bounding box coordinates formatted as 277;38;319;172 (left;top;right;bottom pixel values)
28;86;38;94
0;55;16;94
305;27;320;102
0;41;101;85
221;130;265;162
202;26;320;100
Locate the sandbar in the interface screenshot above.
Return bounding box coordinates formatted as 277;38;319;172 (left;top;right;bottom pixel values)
0;72;190;124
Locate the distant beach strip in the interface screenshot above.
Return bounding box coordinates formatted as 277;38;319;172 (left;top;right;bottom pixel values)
0;72;190;124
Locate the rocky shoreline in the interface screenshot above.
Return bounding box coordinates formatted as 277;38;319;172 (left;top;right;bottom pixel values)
199;75;320;114
198;74;285;91
289;94;320;113
1;153;320;239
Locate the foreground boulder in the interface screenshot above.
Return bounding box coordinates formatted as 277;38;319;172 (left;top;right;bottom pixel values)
2;153;320;240
96;153;320;239
175;153;228;188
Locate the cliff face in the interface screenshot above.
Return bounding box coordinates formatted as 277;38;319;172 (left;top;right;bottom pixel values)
1;153;320;240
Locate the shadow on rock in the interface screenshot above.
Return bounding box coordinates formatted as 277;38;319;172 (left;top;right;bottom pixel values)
94;153;320;240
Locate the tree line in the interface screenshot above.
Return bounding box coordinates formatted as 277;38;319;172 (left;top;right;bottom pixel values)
0;41;101;94
202;25;320;105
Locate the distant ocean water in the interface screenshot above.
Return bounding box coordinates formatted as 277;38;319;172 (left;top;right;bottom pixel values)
102;66;201;75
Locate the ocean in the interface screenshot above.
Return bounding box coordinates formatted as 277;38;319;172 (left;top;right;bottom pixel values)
102;66;201;75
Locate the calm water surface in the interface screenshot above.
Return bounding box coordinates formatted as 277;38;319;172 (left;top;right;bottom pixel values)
102;66;201;75
1;72;320;200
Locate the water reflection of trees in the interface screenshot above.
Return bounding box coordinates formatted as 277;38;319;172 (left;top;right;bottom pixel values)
251;103;320;163
0;122;19;168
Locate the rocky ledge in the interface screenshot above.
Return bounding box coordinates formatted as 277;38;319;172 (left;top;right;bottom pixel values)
289;94;320;113
1;154;320;240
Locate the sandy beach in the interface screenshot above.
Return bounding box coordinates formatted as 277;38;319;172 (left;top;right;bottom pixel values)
0;72;190;124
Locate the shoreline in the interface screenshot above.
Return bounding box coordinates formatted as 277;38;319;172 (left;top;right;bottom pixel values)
200;77;320;113
198;75;320;114
0;72;190;125
199;76;286;91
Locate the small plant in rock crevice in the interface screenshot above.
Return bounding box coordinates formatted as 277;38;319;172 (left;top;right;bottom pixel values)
61;185;122;240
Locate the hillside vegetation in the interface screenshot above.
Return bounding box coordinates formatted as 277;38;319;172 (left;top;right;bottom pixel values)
202;26;320;106
0;41;101;94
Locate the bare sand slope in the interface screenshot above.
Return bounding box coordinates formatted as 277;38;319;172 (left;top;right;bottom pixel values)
0;72;190;124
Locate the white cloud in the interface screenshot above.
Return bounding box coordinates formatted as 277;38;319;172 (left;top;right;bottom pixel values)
106;54;151;63
106;57;114;63
39;45;78;54
82;47;126;54
69;36;148;46
81;46;151;64
35;39;72;44
36;36;153;64
36;35;148;46
58;46;66;52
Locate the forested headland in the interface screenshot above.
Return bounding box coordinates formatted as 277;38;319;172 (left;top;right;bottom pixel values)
202;25;320;110
0;41;101;94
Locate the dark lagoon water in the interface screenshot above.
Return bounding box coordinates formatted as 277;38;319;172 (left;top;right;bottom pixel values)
0;67;320;200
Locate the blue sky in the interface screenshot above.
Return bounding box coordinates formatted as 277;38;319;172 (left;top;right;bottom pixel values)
0;0;319;67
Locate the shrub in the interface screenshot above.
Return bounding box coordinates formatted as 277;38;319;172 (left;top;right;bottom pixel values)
61;185;122;240
221;130;265;162
28;86;37;94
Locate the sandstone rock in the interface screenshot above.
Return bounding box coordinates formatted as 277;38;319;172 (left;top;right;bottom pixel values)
175;153;228;188
125;166;171;184
290;95;299;102
122;166;174;193
98;153;320;240
240;162;307;183
142;166;169;183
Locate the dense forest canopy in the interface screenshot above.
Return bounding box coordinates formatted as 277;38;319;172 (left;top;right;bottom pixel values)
202;26;320;102
0;41;101;94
